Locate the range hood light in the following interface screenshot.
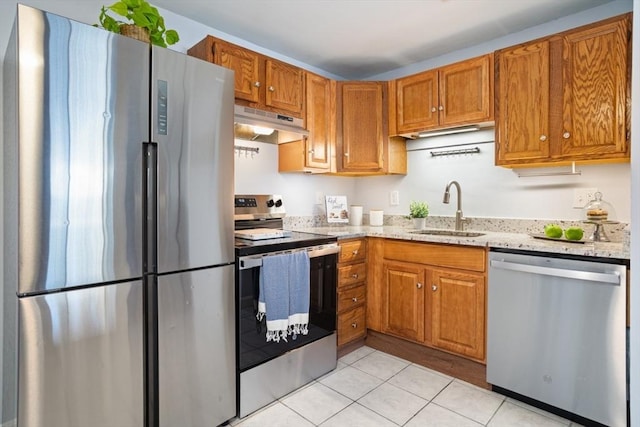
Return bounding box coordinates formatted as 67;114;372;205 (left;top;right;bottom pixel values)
417;125;480;138
252;126;275;136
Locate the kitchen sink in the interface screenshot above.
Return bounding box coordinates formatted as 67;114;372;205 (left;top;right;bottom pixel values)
410;229;486;238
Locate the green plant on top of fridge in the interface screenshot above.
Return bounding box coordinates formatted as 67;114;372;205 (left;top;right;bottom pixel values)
96;0;179;47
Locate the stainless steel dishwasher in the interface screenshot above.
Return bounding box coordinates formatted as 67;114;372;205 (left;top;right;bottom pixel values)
487;250;627;427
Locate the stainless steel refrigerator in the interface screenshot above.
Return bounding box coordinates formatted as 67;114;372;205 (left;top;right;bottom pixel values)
2;5;236;427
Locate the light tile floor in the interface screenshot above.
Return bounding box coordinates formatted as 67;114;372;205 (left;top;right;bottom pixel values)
230;346;582;427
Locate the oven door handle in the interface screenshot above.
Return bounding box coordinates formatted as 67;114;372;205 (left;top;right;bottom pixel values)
238;244;340;270
308;245;341;258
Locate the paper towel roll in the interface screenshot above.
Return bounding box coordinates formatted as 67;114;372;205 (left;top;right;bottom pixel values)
369;210;384;226
350;205;363;226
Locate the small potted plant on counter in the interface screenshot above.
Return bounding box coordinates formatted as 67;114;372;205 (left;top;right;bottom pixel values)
409;200;429;229
96;0;179;47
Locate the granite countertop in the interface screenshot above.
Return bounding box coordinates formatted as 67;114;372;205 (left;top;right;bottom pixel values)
287;225;629;260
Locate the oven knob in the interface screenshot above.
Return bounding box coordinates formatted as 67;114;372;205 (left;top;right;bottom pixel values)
266;199;275;208
275;199;282;208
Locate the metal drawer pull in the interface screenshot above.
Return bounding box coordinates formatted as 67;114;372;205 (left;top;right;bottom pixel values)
352;297;358;302
539;135;547;141
254;81;261;87
268;86;275;92
432;285;437;291
417;283;423;289
352;249;358;255
351;323;358;328
352;273;359;279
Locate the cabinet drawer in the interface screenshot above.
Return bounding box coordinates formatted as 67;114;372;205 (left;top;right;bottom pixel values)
339;239;366;263
338;285;366;313
338;263;367;287
384;240;485;272
338;306;366;346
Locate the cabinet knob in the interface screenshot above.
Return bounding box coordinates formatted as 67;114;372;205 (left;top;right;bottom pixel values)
417;283;423;289
352;249;358;255
352;273;359;279
431;107;437;113
254;81;261;88
268;86;275;92
352;297;358;302
432;284;437;291
539;135;547;141
344;152;350;157
351;322;358;328
438;105;444;111
563;132;571;139
308;149;315;154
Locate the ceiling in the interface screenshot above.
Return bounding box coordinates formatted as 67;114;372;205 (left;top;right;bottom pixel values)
154;0;615;79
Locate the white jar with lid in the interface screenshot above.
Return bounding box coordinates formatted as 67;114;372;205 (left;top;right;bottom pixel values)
369;209;383;226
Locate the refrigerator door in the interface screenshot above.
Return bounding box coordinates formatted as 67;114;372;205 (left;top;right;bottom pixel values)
158;265;236;426
151;47;235;273
11;6;147;295
18;281;144;427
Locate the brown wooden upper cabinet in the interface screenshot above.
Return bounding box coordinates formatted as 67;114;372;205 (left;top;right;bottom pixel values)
279;72;334;173
188;36;305;117
393;54;494;136
336;82;406;175
495;13;631;167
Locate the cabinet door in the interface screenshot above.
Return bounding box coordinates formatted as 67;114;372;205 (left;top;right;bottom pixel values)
440;54;492;126
495;41;550;165
382;261;425;343
212;40;260;103
396;69;439;133
305;73;333;169
431;269;485;361
337;82;385;171
558;16;629;159
265;58;304;114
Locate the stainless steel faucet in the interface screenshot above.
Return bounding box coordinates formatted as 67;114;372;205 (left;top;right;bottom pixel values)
443;180;468;231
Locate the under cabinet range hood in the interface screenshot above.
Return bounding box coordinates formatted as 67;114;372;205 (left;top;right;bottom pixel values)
234;105;308;144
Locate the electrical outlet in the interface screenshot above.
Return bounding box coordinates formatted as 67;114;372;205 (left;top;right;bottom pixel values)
389;190;400;206
315;191;325;205
573;188;598;208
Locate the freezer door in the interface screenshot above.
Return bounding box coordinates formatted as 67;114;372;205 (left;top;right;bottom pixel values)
151;47;235;273
10;6;147;295
17;281;144;427
158;265;236;426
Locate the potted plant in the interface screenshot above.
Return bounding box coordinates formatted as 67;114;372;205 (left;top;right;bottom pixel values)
97;0;179;47
409;200;429;229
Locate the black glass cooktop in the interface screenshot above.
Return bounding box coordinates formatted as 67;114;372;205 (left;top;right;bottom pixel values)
235;231;336;256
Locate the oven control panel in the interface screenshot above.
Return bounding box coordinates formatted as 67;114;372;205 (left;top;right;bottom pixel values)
234;194;285;220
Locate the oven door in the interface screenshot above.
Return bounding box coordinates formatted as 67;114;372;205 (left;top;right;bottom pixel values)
237;246;338;373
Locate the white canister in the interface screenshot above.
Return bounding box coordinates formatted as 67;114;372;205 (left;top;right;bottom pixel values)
369;209;384;226
349;205;363;226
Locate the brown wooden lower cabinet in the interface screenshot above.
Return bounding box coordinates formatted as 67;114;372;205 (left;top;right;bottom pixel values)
337;238;368;349
381;261;426;343
368;238;487;363
431;268;486;360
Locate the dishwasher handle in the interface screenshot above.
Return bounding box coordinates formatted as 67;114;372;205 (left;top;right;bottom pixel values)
490;259;621;285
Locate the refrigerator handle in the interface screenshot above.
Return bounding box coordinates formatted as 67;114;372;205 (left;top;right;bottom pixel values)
143;142;158;274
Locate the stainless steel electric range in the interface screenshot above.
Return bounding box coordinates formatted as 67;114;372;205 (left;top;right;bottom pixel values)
234;195;339;418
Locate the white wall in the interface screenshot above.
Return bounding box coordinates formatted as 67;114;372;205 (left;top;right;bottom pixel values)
356;131;631;222
234;139;357;215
